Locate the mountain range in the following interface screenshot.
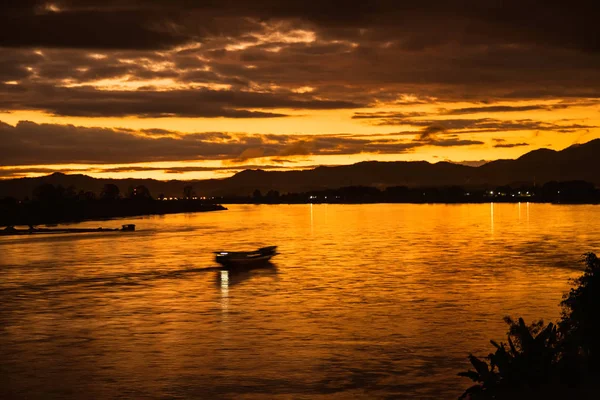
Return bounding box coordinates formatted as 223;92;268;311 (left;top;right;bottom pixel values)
1;139;599;199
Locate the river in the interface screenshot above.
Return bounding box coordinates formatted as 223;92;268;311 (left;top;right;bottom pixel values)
1;203;599;399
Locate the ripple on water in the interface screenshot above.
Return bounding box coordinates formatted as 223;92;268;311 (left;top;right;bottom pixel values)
1;204;598;399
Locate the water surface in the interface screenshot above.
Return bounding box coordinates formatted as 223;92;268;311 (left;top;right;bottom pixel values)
1;204;599;399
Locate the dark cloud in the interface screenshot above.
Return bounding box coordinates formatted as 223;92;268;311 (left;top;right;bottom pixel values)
0;1;599;111
418;125;448;140
0;5;189;50
0;167;82;178
413;129;484;147
493;142;530;148
352;111;428;120
1;1;598;52
425;137;484;147
0;84;363;118
0;120;484;166
441;105;569;115
352;104;592;120
357;115;596;134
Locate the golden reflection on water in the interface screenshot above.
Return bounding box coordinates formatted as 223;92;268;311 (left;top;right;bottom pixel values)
1;204;600;399
220;270;229;315
490;202;494;234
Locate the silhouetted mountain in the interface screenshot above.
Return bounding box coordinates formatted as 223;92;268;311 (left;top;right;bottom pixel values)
1;139;599;199
478;140;600;185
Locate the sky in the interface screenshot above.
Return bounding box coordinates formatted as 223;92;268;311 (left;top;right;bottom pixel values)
1;0;599;180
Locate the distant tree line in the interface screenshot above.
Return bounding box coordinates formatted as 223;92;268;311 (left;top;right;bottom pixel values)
0;183;224;227
220;181;600;204
1;180;598;226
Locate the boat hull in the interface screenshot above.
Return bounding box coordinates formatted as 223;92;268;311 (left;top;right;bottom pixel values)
214;246;278;268
215;254;275;268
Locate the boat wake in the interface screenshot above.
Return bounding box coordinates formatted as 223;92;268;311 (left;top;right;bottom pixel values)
2;266;222;295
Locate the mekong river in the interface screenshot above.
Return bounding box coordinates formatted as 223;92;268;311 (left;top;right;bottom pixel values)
2;204;599;399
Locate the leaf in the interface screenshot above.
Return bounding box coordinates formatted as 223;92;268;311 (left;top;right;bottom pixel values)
458;370;480;382
517;318;535;352
459;384;484;400
469;354;490;379
508;336;518;356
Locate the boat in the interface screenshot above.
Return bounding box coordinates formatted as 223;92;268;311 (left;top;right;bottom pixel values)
1;224;136;236
215;246;278;267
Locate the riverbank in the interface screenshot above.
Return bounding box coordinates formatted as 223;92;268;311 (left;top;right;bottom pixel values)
0;199;226;227
1;225;129;236
205;182;600;205
217;198;599;205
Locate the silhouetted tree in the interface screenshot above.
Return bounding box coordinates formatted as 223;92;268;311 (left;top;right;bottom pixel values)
253;189;262;200
183;185;194;199
101;184;120;200
459;318;559;399
64;185;77;200
542;181;560;202
132;185;152;200
459;253;600;399
0;196;17;205
33;183;59;203
560;253;600;370
76;190;96;201
266;190;280;198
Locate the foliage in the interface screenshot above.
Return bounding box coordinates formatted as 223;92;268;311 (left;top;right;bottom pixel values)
459;253;600;399
32;184;76;203
459;318;559;399
560;253;600;370
131;185;152;200
183;185;194;199
101;183;120;200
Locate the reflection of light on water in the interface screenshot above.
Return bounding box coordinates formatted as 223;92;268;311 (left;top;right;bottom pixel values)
518;202;521;220
220;270;229;315
490;202;494;234
310;203;314;234
1;204;592;400
526;202;530;225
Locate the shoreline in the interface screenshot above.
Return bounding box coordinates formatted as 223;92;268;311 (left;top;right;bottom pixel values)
217;200;599;205
0;201;227;228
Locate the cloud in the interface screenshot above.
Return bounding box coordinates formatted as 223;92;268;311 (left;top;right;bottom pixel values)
493;142;530;148
0;4;190;50
0;120;484;166
0;1;597;176
412;128;484;147
0;83;363;118
352;111;427;120
1;2;598;53
354;114;597;134
0;2;599;117
229;147;265;163
0;167;83;178
440;105;569;115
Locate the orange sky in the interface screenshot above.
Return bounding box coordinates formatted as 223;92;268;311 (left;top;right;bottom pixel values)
1;2;599;180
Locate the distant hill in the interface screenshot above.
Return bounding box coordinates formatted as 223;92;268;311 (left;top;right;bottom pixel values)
1;139;599;199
